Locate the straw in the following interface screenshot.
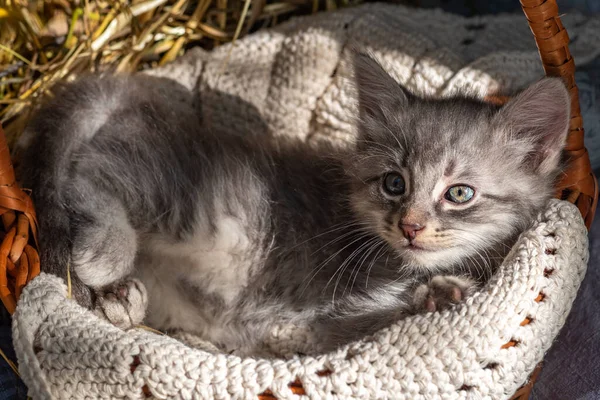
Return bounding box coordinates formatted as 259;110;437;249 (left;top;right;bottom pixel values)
0;0;361;146
0;347;19;378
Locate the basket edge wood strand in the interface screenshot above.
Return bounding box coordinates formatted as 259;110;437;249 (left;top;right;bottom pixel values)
520;0;599;230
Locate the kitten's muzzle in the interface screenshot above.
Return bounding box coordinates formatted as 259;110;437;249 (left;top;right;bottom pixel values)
399;223;425;241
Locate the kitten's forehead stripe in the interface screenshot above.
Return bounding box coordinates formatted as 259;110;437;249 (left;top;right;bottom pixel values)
481;194;514;204
444;160;456;177
445;204;485;221
401;157;409;169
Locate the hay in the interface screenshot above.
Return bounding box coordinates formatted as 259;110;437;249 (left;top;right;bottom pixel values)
0;346;19;377
0;0;364;146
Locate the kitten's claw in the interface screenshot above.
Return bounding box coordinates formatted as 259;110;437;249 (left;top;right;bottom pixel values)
413;275;475;313
94;278;148;329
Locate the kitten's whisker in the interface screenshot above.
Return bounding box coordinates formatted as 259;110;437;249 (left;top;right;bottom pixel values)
300;231;372;297
309;226;371;256
388;263;413;285
352;153;392;164
288;221;369;251
466;251;486;281
329;236;379;303
348;238;380;281
358;140;400;158
466;253;485;281
364;241;388;289
381;123;408;150
346;239;385;295
481;247;503;279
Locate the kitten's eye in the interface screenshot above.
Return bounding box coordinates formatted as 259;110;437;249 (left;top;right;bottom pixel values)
383;173;406;196
445;185;475;204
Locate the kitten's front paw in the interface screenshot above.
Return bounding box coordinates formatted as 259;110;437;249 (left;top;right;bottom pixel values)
94;278;148;329
413;275;475;313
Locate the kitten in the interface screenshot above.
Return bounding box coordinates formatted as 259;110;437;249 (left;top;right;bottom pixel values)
17;53;570;355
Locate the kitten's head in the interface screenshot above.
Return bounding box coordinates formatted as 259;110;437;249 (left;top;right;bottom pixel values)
346;53;570;269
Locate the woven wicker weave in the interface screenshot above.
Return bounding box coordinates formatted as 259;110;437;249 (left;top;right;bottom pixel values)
2;1;598;398
520;0;598;228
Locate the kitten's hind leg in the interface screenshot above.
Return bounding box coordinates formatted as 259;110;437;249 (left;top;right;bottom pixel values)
69;184;147;328
413;275;476;313
70;187;138;289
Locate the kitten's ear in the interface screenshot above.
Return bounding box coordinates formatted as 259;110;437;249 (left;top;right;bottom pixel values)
352;51;411;122
495;78;570;175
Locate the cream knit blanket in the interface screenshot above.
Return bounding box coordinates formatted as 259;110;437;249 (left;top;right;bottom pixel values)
146;2;600;145
13;3;594;399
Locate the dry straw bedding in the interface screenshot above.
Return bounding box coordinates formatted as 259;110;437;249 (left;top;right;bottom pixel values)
0;0;368;144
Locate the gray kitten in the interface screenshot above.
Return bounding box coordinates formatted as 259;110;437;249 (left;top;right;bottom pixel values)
17;53;570;356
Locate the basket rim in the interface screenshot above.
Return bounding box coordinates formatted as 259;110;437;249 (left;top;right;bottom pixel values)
12;199;588;399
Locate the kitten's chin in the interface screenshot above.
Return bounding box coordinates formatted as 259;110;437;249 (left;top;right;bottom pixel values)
395;246;463;270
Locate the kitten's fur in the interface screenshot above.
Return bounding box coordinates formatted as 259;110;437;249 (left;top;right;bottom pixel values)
17;53;570;355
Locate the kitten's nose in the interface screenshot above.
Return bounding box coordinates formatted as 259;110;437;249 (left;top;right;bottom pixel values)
400;223;425;240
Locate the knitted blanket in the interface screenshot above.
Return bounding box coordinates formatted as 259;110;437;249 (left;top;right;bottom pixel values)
144;2;600;145
13;200;588;399
12;3;594;399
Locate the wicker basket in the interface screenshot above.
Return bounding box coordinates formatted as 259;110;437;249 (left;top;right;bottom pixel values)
1;0;598;399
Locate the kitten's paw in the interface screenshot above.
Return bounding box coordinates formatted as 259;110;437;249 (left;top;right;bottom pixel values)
413;275;476;313
94;278;148;329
